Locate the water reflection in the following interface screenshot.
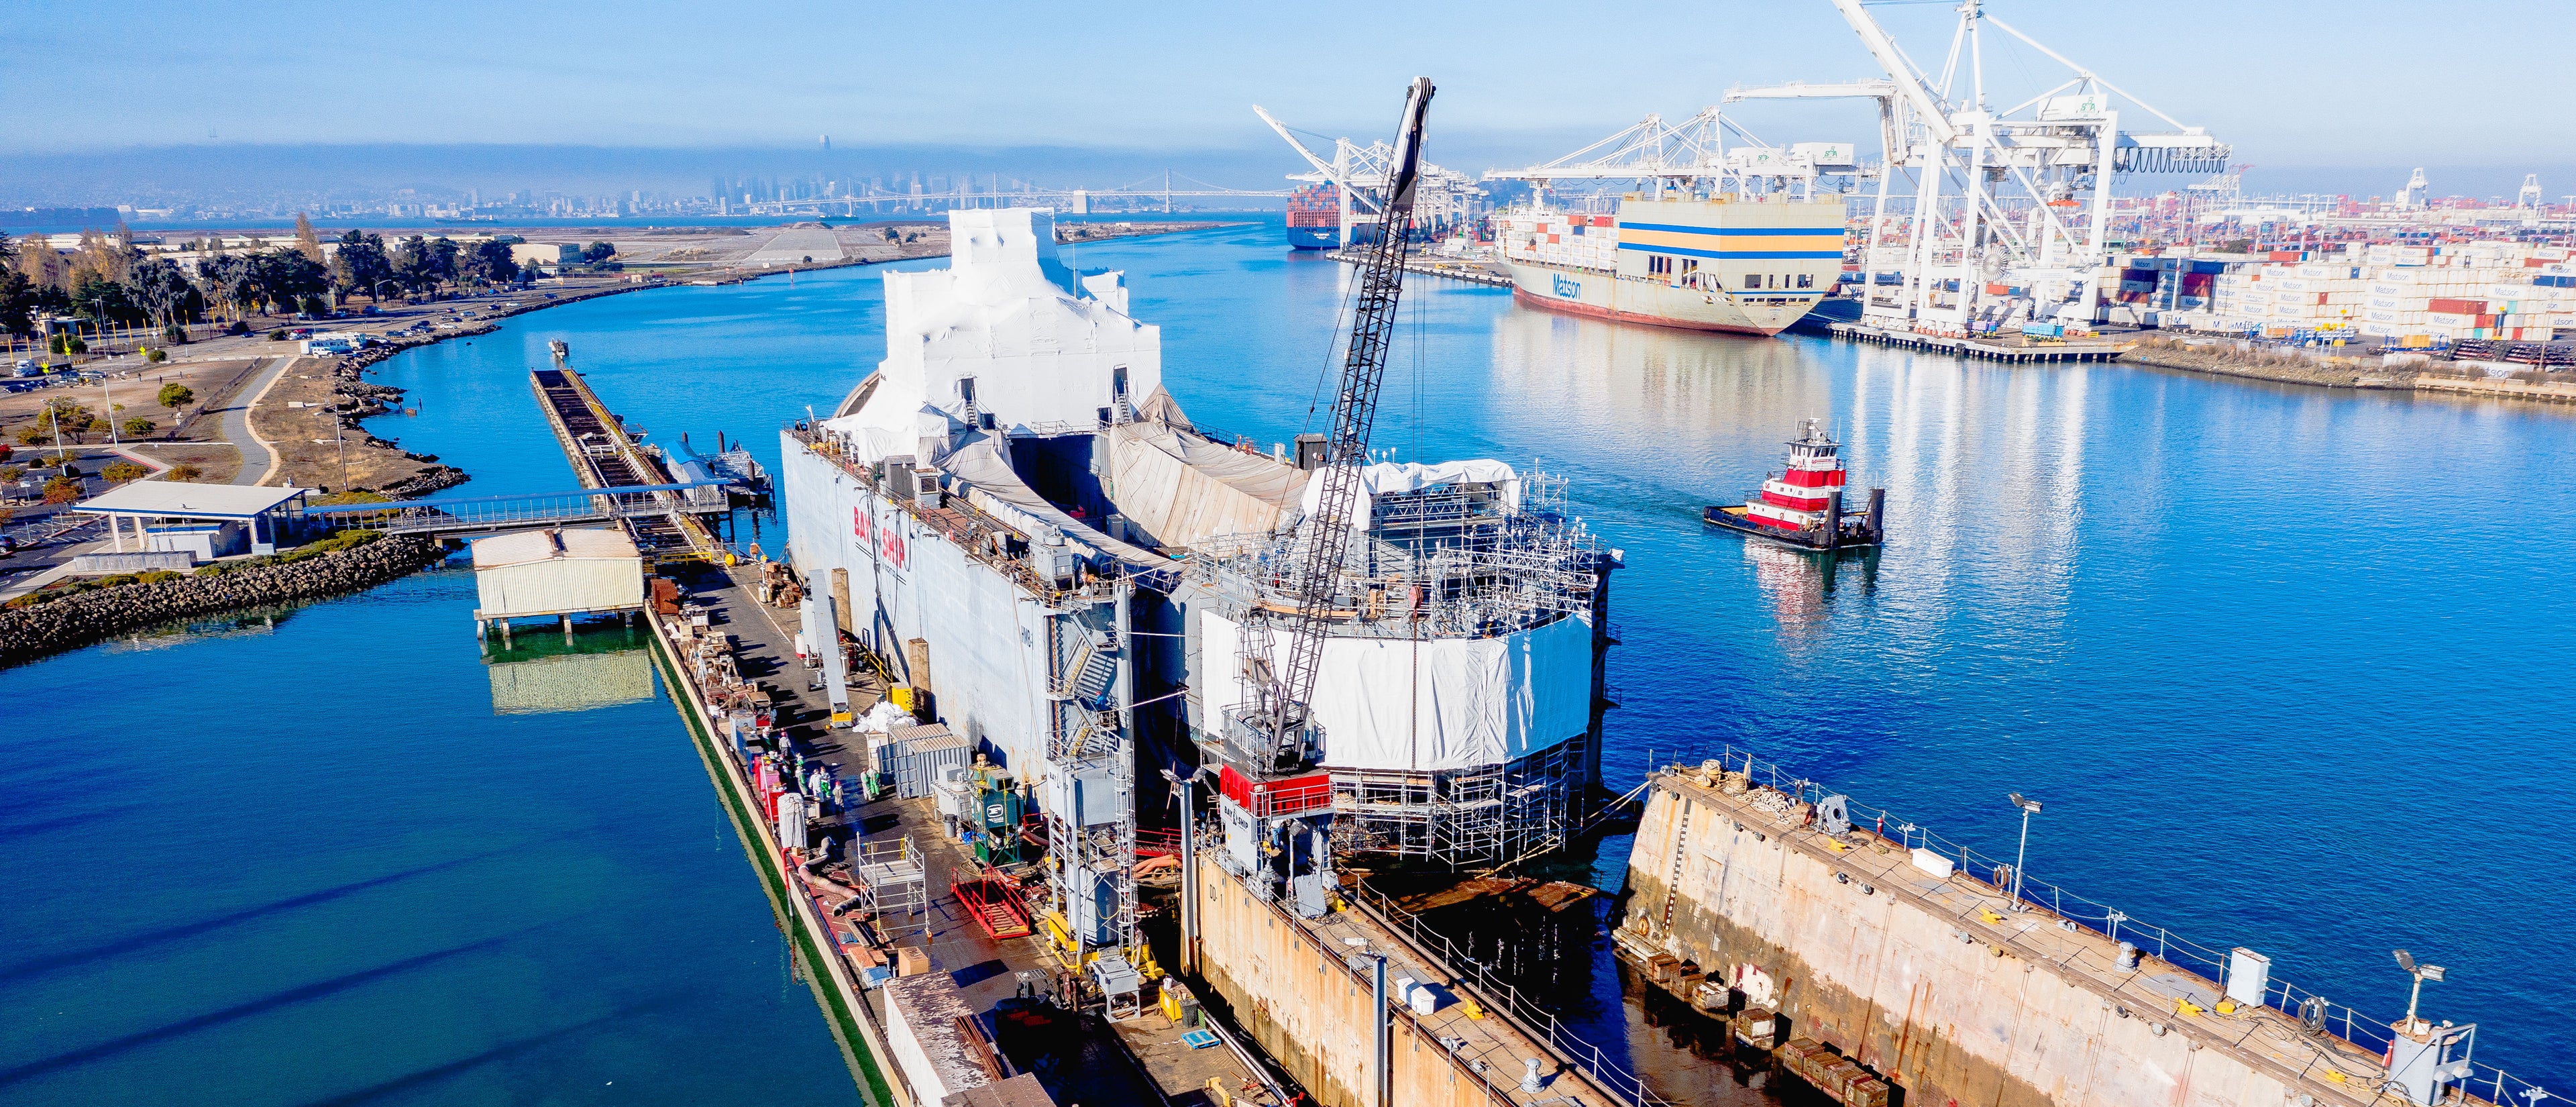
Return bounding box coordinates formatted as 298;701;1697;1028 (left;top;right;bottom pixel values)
482;626;657;716
1742;544;1878;653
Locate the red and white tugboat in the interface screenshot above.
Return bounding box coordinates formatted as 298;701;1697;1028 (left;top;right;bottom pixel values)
1705;419;1884;551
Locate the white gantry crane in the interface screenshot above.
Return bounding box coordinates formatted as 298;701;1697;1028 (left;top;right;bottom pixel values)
1481;105;1867;202
1255;105;1481;247
1803;0;2230;330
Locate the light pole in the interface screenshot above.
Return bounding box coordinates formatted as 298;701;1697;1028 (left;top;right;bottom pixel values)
2005;792;2042;910
2392;949;2447;1037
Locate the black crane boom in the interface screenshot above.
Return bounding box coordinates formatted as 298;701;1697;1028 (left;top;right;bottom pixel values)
1242;76;1435;770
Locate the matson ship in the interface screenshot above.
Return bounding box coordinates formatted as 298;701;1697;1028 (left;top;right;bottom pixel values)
1498;193;1847;335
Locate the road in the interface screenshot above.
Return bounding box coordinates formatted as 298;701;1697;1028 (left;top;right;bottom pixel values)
220;356;293;486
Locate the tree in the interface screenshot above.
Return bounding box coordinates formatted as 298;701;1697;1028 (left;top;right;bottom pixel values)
68;227;137;289
581;241;616;264
158;382;195;410
333;230;392;299
15;230;67;292
390;235;452;295
43;399;96;443
102;460;146;483
459;240;520;287
72;274;145;328
292;213;326;264
166;463;203;482
127;258;202;333
196;253;260;320
121;417;154;436
250;249;329;315
41;475;83;505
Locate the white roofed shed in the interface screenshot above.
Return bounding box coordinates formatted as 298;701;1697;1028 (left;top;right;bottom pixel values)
469;527;644;629
72;480;310;560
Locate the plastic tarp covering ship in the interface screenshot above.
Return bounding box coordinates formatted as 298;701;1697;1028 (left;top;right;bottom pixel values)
1299;460;1522;529
1104;422;1309;549
1199;609;1593;771
939;431;1169;567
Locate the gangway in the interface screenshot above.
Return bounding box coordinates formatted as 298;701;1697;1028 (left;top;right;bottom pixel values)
298;482;729;537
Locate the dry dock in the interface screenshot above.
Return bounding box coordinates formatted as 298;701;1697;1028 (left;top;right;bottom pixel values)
642;556;1285;1107
1614;751;2516;1107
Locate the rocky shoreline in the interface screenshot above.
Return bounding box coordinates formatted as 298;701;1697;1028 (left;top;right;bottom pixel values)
0;535;447;668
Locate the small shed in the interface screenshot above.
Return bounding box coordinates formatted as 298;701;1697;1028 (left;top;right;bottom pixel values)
72;480;309;560
469;527;644;632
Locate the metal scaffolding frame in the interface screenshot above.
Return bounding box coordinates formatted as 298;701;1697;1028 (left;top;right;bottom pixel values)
1197;470;1608;869
1040;591;1139;963
852;836;928;943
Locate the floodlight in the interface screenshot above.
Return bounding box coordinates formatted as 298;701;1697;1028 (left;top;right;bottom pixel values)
2394;949;2416;973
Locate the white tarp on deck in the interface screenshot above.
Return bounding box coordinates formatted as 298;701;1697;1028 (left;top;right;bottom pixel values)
1200;609;1592;772
1298;460;1521;529
1105;423;1309;549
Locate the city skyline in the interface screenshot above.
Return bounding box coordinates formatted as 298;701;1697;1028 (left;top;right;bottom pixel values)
9;0;2571;168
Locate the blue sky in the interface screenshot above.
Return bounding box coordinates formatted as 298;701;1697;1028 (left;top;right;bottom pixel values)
4;1;2568;176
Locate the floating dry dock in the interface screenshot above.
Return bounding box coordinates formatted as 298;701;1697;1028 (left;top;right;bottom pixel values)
1614;750;2530;1107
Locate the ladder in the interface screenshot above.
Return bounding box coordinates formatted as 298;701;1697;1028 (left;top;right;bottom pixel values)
1658;800;1694;936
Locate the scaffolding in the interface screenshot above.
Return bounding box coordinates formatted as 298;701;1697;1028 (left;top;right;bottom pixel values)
1039;592;1140;965
1199;469;1611;869
1328;736;1591;868
852;836;928;943
1191;473;1603;643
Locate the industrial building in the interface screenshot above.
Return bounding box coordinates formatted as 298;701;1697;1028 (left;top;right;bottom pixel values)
468;526;645;638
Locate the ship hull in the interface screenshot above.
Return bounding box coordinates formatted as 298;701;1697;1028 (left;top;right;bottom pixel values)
1286;225;1338;250
1703;504;1878;551
1504;262;1818;336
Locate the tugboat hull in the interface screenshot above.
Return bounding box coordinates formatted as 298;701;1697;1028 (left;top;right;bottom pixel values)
1705;505;1880;553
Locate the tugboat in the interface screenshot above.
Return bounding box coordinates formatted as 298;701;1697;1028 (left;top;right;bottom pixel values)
1705;419;1884;552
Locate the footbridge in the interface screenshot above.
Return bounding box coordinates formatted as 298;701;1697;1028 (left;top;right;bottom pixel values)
299;482;729;538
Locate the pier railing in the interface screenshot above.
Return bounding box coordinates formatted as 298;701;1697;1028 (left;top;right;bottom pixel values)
1349;881;1674;1107
301;482;728;536
1222;859;1654;1107
1668;744;2551;1106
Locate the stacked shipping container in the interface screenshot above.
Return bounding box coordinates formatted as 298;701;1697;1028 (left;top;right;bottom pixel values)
1498;211;1619;272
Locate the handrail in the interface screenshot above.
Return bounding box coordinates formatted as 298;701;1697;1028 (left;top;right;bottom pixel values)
1350;882;1672;1106
1664;743;2548;1106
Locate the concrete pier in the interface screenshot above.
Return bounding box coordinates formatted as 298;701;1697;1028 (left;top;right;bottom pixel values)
1827;321;2135;364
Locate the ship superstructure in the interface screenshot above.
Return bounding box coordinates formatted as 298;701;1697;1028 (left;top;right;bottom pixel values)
1495;195;1847;335
781;206;1613;969
1483;109;1852;336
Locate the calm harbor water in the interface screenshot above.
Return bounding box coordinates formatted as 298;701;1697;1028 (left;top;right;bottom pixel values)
6;218;2572;1100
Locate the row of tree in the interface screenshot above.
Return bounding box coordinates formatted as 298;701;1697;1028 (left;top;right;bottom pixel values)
2;213;549;339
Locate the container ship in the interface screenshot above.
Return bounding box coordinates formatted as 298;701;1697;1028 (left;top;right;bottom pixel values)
1497;193;1847;336
780;207;1616;966
1285;182;1373;250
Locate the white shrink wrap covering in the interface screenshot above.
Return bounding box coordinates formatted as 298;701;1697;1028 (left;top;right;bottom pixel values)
1201;609;1592;772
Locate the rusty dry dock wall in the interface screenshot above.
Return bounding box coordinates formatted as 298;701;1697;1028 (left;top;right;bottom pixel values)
1616;776;2362;1107
1193;857;1507;1107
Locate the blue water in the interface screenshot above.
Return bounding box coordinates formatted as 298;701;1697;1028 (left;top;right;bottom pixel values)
7;218;2572;1098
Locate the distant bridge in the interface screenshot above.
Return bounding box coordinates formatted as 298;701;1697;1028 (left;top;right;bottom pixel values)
299;482;728;537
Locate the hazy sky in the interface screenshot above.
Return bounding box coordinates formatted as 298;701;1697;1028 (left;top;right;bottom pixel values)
6;0;2568;173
